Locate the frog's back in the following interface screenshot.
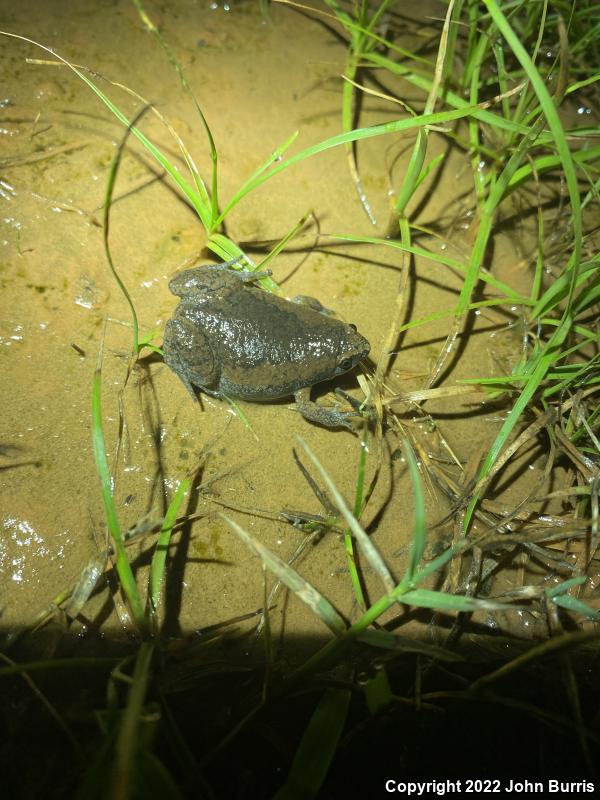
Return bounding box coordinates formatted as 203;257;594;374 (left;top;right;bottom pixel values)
197;287;350;400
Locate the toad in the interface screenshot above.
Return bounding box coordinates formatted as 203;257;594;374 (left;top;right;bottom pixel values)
163;261;370;429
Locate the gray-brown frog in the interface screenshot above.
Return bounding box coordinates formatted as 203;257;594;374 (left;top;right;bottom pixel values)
162;261;370;429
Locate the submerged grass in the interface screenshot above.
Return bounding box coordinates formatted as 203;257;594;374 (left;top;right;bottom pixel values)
3;0;600;795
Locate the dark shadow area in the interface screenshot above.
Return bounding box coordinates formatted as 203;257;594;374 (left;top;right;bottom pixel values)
2;624;599;799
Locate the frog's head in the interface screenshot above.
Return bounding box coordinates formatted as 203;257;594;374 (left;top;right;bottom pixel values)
334;323;370;377
168;268;205;298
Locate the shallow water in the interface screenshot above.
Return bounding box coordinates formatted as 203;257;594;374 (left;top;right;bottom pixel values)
0;0;552;652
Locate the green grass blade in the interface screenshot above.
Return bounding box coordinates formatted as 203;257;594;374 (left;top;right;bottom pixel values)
530;260;595;319
91;345;145;631
464;328;570;528
297;437;395;595
546;577;587;598
395;0;454;217
398;588;512;613
102;113;142;354
409;544;457;584
552;596;600;621
0;657;120;679
112;641;154;797
222;100;532;216
365;50;531;135
1;32;211;229
256;212;312;278
483;0;582;269
507;145;600;194
221;514;347;636
149;477;191;616
214;131;299;228
132;0;220;227
324;233;530;303
273;689;350;800
364;666;393;714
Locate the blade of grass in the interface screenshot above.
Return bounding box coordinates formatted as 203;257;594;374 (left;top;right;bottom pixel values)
1;32;212;228
112;640;155;798
297;436;396;595
273;688;350;800
212;130;299;229
460;0;585;530
148;477;191;616
132;0;220;228
216;99;538;220
394;0;455;219
221;514;347;636
323;233;530;303
91;334;145;632
102;111;144;355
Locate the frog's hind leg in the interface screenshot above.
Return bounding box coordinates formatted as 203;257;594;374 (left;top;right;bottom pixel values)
293;387;362;431
163;317;219;400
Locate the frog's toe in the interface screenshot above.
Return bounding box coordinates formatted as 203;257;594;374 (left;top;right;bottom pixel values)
237;268;272;283
334;388;376;422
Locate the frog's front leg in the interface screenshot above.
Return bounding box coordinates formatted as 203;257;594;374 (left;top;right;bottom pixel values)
163;315;220;399
293;387;362;431
208;257;272;284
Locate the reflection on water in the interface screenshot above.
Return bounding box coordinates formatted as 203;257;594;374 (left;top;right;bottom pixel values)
2;515;49;584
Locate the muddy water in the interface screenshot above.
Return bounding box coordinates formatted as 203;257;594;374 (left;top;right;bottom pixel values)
0;1;541;651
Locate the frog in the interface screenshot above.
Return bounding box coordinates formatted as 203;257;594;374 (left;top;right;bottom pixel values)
162;260;370;430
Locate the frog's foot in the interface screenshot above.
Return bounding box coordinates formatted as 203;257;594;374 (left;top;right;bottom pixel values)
165;367;208;403
194;258;272;284
333;388;376;421
217;258;272;284
236;268;272;283
174;376;223;404
293;387;364;431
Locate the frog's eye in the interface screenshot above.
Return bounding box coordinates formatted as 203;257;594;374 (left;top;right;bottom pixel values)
339;357;354;372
